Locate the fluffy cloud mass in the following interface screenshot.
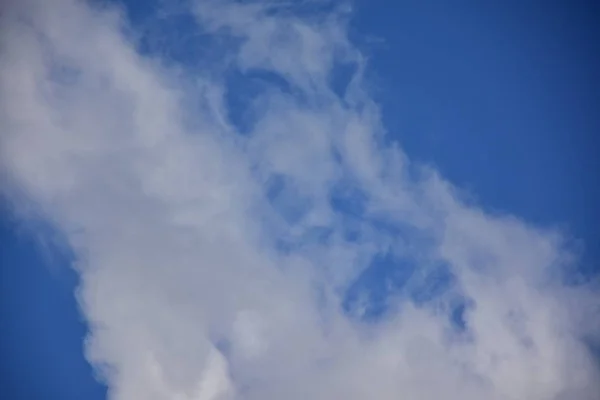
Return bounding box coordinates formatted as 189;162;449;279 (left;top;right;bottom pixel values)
1;0;599;399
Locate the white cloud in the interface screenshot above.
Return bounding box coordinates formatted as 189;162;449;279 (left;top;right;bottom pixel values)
1;0;598;399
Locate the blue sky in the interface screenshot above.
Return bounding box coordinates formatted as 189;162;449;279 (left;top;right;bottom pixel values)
1;1;599;399
356;0;600;273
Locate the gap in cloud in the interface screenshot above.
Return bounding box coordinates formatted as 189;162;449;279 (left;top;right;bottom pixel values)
343;252;415;321
341;250;469;329
409;262;456;305
265;173;313;226
409;264;476;334
224;69;294;135
107;0;237;73
329;58;358;101
329;179;368;218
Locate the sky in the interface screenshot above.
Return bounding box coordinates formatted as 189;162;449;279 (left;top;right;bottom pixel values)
1;1;599;399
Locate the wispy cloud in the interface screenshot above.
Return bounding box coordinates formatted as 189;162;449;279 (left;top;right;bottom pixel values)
1;0;598;399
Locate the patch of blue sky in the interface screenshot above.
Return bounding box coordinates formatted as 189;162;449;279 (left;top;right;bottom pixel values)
264;173;313;226
329;179;368;218
328;57;359;102
343;252;414;321
260;159;457;321
341;249;470;330
224;69;296;135
0;203;105;399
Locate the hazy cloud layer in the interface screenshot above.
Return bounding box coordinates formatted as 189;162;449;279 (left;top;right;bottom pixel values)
1;1;599;399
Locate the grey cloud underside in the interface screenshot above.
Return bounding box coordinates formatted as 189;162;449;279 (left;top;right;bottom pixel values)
1;0;599;399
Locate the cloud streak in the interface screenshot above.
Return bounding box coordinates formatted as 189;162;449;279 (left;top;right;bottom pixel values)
1;0;598;399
